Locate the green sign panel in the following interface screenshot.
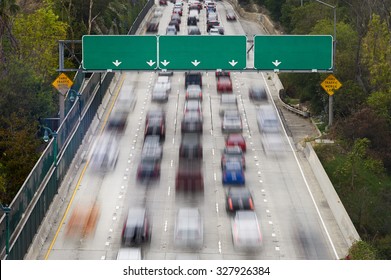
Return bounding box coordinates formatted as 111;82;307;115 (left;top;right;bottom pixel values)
82;35;157;70
158;35;247;70
254;35;333;71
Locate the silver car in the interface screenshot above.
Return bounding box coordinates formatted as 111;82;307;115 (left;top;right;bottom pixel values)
231;210;262;251
174;208;203;249
222;110;242;133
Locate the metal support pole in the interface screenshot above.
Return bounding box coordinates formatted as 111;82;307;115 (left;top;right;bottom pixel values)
0;204;11;255
42;127;58;167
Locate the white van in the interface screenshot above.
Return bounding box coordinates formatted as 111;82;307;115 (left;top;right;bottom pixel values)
257;105;279;133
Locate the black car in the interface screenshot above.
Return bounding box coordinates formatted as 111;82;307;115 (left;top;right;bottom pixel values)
226;187;254;213
169;19;180;31
188;26;201;35
187;16;197;26
249;85;268;102
122;208;152;246
185;72;202;88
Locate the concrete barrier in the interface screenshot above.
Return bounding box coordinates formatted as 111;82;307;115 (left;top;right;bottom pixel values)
304;143;361;247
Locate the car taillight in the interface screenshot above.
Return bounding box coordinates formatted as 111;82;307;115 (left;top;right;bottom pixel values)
228;198;233;210
249;198;254;210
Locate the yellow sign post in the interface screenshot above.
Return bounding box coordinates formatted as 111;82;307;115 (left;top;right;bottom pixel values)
52;73;73;95
321;74;342;96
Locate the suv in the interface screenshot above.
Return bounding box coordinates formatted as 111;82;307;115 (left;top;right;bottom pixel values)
179;133;202;159
185;72;202;88
175;159;204;192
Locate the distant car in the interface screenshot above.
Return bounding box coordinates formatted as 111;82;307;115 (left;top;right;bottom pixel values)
188;26;201;35
222;110;242;133
172;7;183;17
215;71;230;78
137;157;161;180
91;133;119;171
209;28;220;35
156;76;171;92
174;208;203;249
122;208;151;246
219;95;238;117
181;111;203;133
146;108;165;125
107;86;136;131
169;19;180;31
231;211;262;251
249;85;268;102
189;9;199;21
217;76;233;92
186;85;202;100
226;10;237;21
226;187;254;213
144;117;165;140
206;20;220;32
159;0;167;5
146;18;159;32
187;16;197;26
185;72;202;88
222;160;245;185
221;146;245;170
166;25;177;35
184;99;202;114
226;133;246;152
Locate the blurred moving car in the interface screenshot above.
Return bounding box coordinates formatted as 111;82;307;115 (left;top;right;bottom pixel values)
249;85;268;102
181;111;203;133
226;187;254;213
209;28;220;35
231;211;262;251
166;25;177;35
116;248;142;260
187;15;197;26
175;159;204;192
222;110;242;133
185;72;202;88
107;86;136;131
179;133;203;159
257;104;279;133
142;135;163;160
226;10;237;21
221;145;245;170
144;117;165;140
188;26;201;35
90;133;119;171
226;133;246;152
219;94;238;117
137;157;161;180
122;208;151;246
174;208;203;249
184;99;202;114
186;85;202;100
152;84;169;102
222;161;245;185
159;0;168;5
146;108;165;125
217;76;233;92
146;17;159;32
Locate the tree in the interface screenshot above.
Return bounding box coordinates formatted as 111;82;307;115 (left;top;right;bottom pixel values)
0;0;20;62
347;240;377;260
12;7;68;82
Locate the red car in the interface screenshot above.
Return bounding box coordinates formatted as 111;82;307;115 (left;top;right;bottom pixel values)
226;133;246;152
159;0;168;5
217;76;233;93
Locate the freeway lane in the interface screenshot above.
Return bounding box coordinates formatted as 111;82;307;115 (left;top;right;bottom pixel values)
31;0;347;260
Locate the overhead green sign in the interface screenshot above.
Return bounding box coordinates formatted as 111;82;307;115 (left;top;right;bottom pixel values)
158;35;247;70
254;35;333;71
82;35;158;70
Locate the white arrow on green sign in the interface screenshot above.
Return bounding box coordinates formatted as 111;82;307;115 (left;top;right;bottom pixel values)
254;35;333;71
82;35;158;70
158;35;247;70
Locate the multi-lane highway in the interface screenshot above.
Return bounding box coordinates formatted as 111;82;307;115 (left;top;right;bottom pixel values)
31;0;348;260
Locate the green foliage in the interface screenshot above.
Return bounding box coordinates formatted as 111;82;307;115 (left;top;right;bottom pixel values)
12;7;68;82
347;240;377;260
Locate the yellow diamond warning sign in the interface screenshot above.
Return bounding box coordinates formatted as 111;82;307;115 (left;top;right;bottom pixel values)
321;74;342;96
52;73;73;95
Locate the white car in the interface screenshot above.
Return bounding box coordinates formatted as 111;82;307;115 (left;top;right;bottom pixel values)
156;76;171;93
209;28;220;35
232;211;262;251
